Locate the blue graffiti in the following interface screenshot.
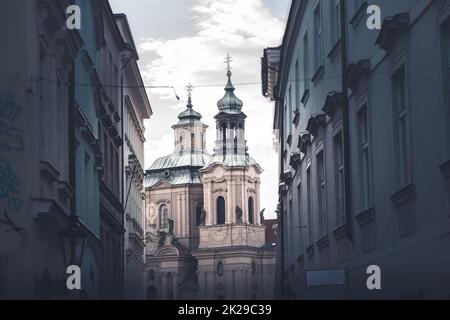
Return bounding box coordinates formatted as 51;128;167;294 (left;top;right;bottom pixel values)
0;97;24;152
0;122;24;152
0;159;23;211
0;97;21;122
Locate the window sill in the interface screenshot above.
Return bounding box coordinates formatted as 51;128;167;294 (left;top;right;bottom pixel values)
439;159;450;180
316;234;329;250
327;39;341;61
390;184;415;208
311;65;324;84
287;134;293;147
355;207;375;227
350;1;368;29
332;224;347;241
293;109;300;126
301;89;310;106
306;244;315;257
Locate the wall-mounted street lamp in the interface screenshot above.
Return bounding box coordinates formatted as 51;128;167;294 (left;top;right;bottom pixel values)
35;214;87;299
60;214;87;268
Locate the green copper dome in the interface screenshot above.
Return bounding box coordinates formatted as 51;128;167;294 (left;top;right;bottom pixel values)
217;73;243;114
176;96;203;125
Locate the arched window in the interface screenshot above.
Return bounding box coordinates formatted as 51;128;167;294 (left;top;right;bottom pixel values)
216;197;225;225
248;197;254;224
159;204;168;229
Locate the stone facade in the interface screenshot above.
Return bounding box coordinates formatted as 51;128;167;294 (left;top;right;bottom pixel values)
263;0;450;299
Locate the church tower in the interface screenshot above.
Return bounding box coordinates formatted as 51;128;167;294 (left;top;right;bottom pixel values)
199;54;264;232
193;55;272;300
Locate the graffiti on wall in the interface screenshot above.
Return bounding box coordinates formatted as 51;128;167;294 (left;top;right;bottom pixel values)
0;97;24;152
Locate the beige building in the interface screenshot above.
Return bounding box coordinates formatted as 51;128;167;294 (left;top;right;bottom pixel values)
144;67;276;300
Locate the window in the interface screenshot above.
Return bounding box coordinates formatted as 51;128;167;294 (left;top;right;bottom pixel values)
334;131;345;225
216;196;225;225
248;197;255;224
306;167;313;244
284;102;288;142
357;105;372;210
392;66;410;188
159;204;168;229
191;133;195;151
251;261;257;275
330;0;341;45
314;3;323;70
317;151;327;236
288;86;293;131
289;199;294;258
297;183;303;247
295;59;300;107
303;32;310;93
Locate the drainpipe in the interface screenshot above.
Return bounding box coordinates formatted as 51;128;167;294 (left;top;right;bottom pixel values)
340;0;353;241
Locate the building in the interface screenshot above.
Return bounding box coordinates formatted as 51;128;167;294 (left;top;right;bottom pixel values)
0;0;91;299
0;0;149;300
144;61;276;300
262;0;450;299
115;13;153;300
95;1;129;299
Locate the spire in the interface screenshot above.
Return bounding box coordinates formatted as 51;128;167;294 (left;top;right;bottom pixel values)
175;83;202;124
224;53;233;78
186;83;194;109
217;53;243;113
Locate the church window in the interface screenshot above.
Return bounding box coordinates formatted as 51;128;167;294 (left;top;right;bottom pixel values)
248;197;255;224
159;204;169;229
216;197;226;225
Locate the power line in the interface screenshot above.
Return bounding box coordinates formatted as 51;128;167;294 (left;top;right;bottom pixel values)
36;63;443;90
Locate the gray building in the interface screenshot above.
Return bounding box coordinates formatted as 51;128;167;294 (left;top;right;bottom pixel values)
262;0;450;299
0;0;149;300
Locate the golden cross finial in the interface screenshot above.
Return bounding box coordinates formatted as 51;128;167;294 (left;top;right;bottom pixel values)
224;53;233;76
186;83;194;99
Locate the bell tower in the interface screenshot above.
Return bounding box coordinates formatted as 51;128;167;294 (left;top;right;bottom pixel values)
198;54;265;248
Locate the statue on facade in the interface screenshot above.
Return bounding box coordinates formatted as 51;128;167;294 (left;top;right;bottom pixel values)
260;208;266;224
147;203;157;227
236;206;243;224
199;209;206;226
168;219;174;235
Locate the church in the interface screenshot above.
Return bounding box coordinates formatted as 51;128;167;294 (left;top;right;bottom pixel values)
144;56;276;300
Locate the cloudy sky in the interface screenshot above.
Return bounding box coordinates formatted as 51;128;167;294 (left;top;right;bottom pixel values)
110;0;291;218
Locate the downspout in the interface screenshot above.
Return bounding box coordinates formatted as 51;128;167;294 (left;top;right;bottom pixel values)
340;0;353;241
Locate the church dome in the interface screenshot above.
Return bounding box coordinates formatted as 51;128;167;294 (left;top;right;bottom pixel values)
217;76;243;114
176;95;203;125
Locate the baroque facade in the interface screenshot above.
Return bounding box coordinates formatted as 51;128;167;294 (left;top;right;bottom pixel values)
262;0;450;299
144;66;276;300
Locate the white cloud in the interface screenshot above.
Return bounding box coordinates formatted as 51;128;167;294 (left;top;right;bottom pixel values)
139;0;286;218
